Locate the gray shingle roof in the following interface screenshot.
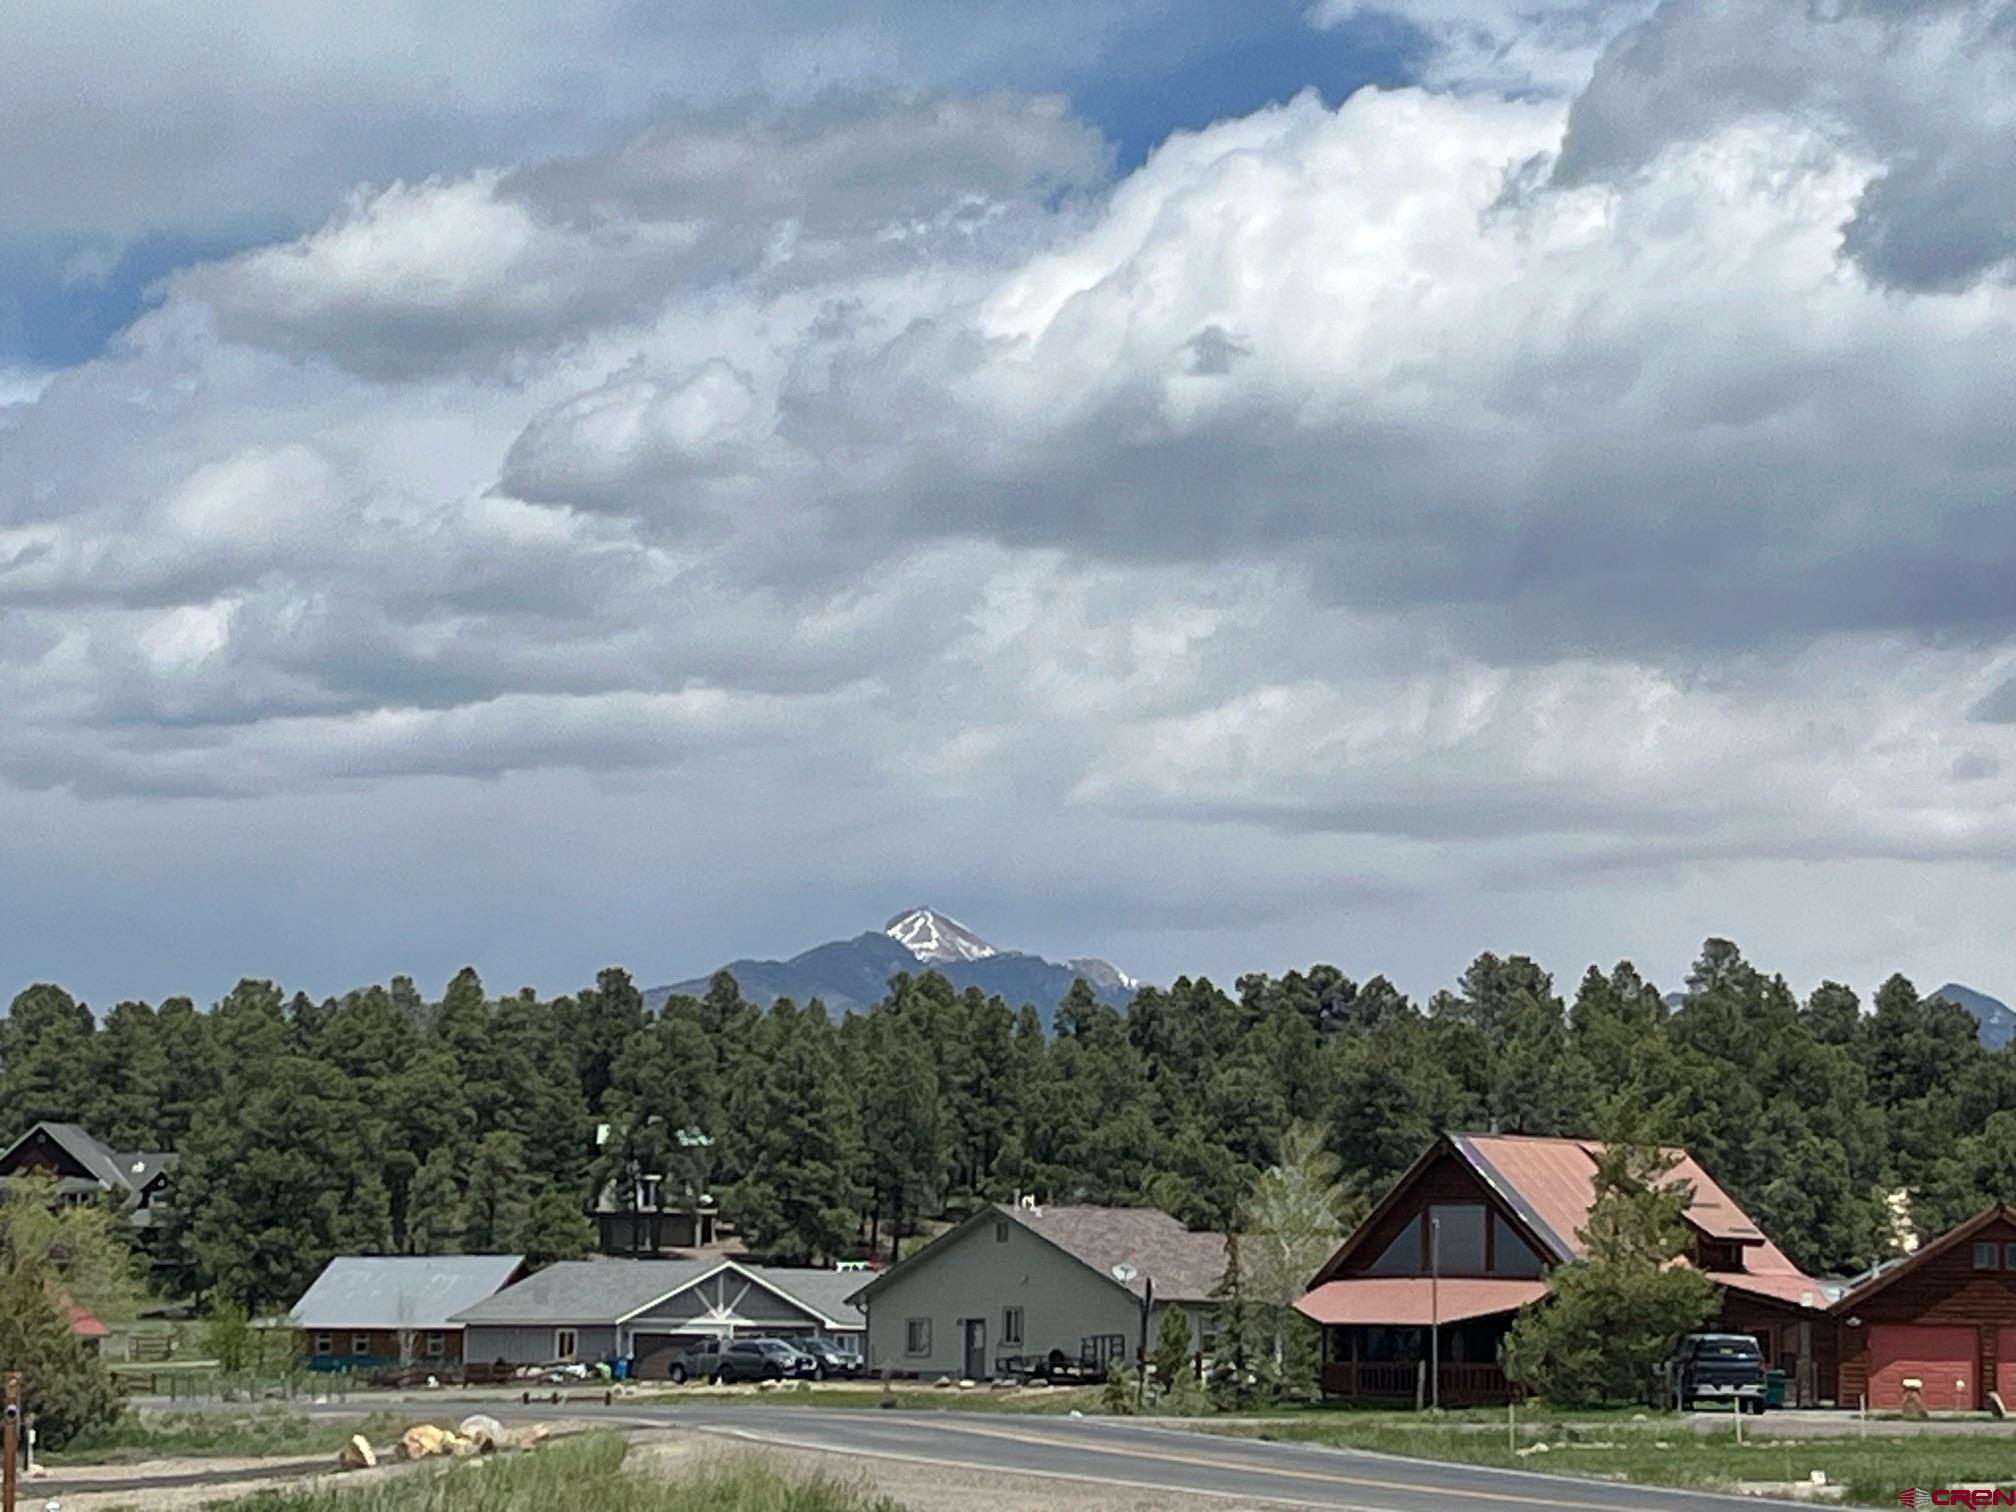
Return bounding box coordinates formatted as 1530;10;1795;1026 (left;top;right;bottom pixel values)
451;1259;871;1329
0;1124;179;1195
1006;1204;1229;1303
851;1204;1230;1307
289;1256;525;1331
747;1267;866;1329
450;1260;718;1325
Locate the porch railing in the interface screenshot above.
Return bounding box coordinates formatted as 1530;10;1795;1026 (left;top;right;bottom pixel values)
1319;1360;1511;1406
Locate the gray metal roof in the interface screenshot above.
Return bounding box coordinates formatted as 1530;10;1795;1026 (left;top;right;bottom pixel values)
450;1259;717;1325
289;1255;525;1331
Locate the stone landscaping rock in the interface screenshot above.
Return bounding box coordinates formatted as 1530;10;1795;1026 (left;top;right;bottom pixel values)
337;1434;377;1471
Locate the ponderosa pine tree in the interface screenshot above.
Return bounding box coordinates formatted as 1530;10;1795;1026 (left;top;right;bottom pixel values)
1502;1136;1719;1406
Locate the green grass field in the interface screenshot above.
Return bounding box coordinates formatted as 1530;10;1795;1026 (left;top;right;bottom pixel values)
1199;1410;2016;1508
217;1434;904;1511
55;1408;424;1464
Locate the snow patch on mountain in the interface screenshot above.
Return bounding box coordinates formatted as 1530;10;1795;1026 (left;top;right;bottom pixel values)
885;906;999;964
1068;957;1139;993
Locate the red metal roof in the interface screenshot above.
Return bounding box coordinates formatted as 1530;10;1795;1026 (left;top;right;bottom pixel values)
67;1302;108;1339
1308;1133;1829;1313
1295;1277;1548;1327
1459;1134;1805;1274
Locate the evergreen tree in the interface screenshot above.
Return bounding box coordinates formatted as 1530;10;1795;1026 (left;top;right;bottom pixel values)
2;984;97;1122
169;1054;393;1309
403;1146;467;1255
1502;1138;1719;1405
728;1000;861;1263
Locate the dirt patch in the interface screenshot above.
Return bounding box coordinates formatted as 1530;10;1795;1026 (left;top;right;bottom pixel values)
632;1432;1309;1512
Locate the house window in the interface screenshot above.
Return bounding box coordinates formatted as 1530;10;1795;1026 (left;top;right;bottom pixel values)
1974;1242;2000;1270
1490;1213;1542;1278
995;1220;1010;1243
2005;1242;2016;1270
1002;1307;1024;1346
424;1331;445;1359
1699;1239;1743;1273
313;1332;333;1356
905;1318;931;1356
351;1333;371;1356
1427;1204;1486;1273
555;1328;579;1360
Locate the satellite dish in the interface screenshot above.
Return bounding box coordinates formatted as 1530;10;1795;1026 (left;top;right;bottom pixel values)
1111;1263;1138;1284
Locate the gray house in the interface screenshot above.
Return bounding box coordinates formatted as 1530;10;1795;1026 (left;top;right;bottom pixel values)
848;1203;1228;1380
452;1258;864;1379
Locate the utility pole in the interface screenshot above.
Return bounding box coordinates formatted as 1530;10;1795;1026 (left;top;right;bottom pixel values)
1429;1216;1441;1413
1137;1274;1154;1413
3;1370;19;1512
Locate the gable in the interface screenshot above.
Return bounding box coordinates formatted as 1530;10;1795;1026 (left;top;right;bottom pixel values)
1314;1142;1560;1286
0;1126;107;1186
861;1210;1130;1317
1834;1206;2016;1321
626;1266;824;1330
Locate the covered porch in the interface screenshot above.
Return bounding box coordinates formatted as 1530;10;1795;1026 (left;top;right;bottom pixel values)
1298;1276;1546;1407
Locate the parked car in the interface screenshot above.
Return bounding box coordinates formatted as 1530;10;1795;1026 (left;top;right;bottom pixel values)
1667;1332;1768;1412
668;1337;804;1384
790;1337;863;1380
755;1337;823;1380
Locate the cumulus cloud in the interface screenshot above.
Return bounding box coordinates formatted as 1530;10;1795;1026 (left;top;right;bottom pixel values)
1557;0;2016;290
8;23;2016;998
1309;0;1659;90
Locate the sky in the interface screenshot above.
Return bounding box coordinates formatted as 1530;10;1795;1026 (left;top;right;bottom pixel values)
6;0;2016;1012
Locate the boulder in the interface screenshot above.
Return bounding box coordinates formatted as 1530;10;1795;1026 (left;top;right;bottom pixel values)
337;1435;377;1471
458;1415;509;1453
399;1424;456;1461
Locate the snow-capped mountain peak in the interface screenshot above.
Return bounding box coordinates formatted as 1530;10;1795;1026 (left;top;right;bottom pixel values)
885;906;999;964
1068;957;1139;993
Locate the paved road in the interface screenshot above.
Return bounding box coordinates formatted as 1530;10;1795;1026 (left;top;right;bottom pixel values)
616;1405;1812;1511
126;1395;1821;1509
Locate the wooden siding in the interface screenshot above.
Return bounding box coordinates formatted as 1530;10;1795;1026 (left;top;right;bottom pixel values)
1836;1214;2016;1410
0;1129;94;1184
1717;1293;1834;1406
1337;1150;1550;1279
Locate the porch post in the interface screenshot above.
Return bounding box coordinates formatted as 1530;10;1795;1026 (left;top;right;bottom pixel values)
1429;1216;1441;1412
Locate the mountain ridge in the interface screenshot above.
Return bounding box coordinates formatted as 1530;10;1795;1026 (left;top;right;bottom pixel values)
644;907;1141;1026
1931;982;2015;1050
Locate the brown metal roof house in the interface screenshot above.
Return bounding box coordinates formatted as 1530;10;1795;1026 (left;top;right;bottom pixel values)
1297;1133;1839;1406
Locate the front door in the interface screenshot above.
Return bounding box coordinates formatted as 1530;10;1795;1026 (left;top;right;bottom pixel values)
962;1318;987;1380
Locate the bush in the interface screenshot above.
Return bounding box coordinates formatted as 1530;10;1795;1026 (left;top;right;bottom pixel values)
0;1256;122;1448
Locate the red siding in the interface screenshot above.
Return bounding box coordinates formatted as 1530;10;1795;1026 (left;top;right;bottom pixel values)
1835;1215;2016;1411
1867;1324;1976;1411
